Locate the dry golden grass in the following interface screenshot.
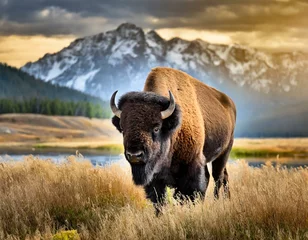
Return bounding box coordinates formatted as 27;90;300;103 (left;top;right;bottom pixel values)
0;157;307;240
0;156;146;240
233;138;308;154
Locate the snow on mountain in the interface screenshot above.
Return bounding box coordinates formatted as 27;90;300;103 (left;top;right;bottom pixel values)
20;23;308;137
22;23;308;101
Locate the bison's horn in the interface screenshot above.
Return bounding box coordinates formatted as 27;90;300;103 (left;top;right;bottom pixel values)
110;91;122;118
161;91;176;119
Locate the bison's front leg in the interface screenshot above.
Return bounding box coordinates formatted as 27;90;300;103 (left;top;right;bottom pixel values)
144;168;175;214
144;179;167;214
144;179;167;204
174;161;207;202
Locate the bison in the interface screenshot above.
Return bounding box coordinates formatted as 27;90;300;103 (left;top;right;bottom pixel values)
110;67;236;206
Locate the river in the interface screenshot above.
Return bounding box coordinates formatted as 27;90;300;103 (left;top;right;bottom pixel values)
1;152;307;168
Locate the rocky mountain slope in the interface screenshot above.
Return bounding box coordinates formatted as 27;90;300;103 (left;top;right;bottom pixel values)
21;23;308;137
22;23;308;99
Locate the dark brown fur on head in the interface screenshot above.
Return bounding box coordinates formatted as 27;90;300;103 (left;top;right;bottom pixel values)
112;91;181;185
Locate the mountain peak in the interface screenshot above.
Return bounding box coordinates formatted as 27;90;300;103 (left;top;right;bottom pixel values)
146;30;164;40
167;37;190;46
116;23;143;37
21;22;308;100
117;22;138;29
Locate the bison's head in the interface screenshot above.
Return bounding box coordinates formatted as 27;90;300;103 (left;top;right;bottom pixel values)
110;91;181;186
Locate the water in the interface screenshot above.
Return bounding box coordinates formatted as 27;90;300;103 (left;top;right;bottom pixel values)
1;153;307;169
0;153;125;167
237;157;308;169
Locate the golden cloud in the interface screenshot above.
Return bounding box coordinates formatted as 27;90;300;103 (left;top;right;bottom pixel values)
0;35;75;67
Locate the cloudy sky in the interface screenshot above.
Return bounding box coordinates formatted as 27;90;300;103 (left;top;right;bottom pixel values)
1;0;307;67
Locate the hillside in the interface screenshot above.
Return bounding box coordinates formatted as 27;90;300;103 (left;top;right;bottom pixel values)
0;63;102;104
0;114;122;153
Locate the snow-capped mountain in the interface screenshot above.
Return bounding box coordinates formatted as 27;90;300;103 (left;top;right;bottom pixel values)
21;23;308;137
22;23;308;99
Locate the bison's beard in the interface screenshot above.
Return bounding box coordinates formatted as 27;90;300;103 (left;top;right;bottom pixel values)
131;160;158;186
131;164;147;185
130;142;171;186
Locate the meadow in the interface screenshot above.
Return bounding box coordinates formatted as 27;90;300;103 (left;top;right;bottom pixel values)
0;156;307;240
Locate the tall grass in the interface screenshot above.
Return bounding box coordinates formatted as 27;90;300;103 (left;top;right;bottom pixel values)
0;156;146;239
0;157;307;239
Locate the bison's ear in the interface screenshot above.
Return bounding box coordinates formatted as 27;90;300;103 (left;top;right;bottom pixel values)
112;116;122;133
162;105;181;134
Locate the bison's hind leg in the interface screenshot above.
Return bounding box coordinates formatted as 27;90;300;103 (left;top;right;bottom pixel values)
212;140;233;199
212;162;230;199
223;168;230;199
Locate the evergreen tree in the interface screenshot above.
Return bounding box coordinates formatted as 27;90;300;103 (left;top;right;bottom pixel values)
0;98;111;119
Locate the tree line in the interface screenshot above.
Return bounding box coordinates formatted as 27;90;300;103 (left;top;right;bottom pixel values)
0;63;103;104
0;98;112;119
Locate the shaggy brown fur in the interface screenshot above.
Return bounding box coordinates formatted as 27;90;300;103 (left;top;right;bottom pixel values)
144;67;236;165
112;67;236;205
144;67;236;199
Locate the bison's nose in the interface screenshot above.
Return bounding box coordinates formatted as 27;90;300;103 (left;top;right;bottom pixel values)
125;150;145;164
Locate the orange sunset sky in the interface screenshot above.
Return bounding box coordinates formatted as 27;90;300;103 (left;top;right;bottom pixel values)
0;0;307;68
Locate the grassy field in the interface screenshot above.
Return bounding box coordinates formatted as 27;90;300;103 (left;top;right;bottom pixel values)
0;156;307;240
232;138;308;158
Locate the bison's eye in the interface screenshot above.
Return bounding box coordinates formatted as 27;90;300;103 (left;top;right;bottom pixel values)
153;126;160;134
152;125;161;139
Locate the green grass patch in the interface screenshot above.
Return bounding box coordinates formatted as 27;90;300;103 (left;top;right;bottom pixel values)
53;230;80;240
33;144;51;149
230;147;306;159
33;143;124;154
91;144;124;153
